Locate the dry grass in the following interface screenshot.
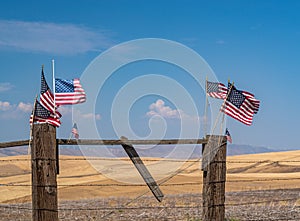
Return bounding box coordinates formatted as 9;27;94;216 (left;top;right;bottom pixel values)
0;150;300;220
0;150;300;203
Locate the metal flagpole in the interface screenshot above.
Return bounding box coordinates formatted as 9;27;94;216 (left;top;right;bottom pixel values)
52;59;56;116
211;81;234;136
28;95;38;155
204;76;208;136
68;126;73;142
218;78;230;139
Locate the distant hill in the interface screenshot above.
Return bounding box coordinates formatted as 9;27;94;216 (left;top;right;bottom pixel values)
0;143;297;158
226;144;278;156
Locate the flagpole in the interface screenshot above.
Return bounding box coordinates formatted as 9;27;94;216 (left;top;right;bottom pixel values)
204;76;208;136
68;124;74;142
68;132;73;142
218;78;230;138
211;81;234;136
28;95;38;155
209;80;234;156
52;59;56;116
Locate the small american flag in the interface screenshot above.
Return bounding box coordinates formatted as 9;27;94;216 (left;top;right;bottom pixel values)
206;81;227;99
30;100;61;127
72;123;79;139
225;128;232;143
40;69;61;118
55;78;86;105
221;83;257;126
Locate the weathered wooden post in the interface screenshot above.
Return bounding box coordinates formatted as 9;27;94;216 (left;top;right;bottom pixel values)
31;123;58;221
202;135;227;221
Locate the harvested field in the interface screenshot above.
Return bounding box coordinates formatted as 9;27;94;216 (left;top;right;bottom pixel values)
0;150;299;220
0;189;299;220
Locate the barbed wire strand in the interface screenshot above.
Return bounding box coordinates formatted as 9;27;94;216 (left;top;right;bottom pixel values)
1;177;300;187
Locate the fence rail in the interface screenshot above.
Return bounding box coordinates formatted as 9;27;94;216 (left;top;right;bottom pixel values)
0;138;207;149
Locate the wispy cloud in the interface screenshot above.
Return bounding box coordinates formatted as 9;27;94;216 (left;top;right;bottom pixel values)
0;101;13;111
0;20;113;55
0;82;13;92
57;106;101;120
17;102;33;113
0;100;32;119
146;99;198;120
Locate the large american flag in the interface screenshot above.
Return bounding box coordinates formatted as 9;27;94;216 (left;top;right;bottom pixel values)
30;100;61;127
221;83;257;126
40;69;61;118
206;81;227;99
55;78;86;105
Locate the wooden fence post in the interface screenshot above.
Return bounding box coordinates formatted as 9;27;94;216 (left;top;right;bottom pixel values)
31;123;58;221
202;135;227;221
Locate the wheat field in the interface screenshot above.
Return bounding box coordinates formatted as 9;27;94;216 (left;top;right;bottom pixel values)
0;150;299;203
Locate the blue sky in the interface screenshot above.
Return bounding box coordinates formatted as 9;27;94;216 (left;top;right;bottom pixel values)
0;0;299;150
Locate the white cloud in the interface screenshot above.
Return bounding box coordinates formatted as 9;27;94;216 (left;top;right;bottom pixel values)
0;82;13;92
146;99;190;119
0;100;33;119
57;106;101;120
0;101;12;111
17;102;32;113
0;20;113;55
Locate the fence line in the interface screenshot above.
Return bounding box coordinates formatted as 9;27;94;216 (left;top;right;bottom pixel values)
1;177;300;188
1;157;300;163
0;138;207;149
0;197;299;211
1;139;299;220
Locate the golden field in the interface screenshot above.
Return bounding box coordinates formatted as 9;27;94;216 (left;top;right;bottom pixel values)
0;150;299;204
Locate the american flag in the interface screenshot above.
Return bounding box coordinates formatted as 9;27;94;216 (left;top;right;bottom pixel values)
55;78;86;105
206;81;227;99
221;83;257;126
225;128;232;143
72;123;79;139
207;81;260;114
30;100;61;127
40;69;61;118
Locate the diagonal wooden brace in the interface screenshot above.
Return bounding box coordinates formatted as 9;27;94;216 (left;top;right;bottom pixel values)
120;137;164;202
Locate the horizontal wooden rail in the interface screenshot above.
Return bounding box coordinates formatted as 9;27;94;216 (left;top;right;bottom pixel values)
0;139;29;149
58;138;207;146
0;138;207;148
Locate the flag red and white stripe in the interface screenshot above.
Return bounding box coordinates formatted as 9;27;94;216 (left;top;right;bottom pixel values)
241;91;260;114
40;69;61;118
55;78;86;105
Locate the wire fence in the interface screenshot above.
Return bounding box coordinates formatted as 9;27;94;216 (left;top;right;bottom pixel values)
0;153;300;220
